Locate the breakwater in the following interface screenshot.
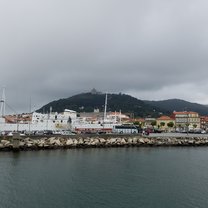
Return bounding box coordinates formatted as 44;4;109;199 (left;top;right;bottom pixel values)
1;134;208;151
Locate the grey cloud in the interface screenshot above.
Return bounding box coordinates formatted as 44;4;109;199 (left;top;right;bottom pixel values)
0;0;208;113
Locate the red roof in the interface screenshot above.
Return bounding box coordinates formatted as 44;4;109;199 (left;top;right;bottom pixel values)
173;111;198;115
201;116;208;122
157;116;173;120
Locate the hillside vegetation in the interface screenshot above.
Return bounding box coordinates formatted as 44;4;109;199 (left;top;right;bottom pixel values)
37;92;208;117
37;93;164;118
144;99;208;116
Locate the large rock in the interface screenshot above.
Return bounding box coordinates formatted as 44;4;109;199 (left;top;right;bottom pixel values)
1;139;10;144
83;138;90;144
48;137;57;145
99;138;106;144
120;138;126;145
73;139;78;146
1;140;11;147
26;143;33;147
144;138;150;143
78;138;84;145
138;138;145;144
37;140;45;147
93;138;100;145
109;138;117;145
89;138;99;146
54;139;62;146
132;137;138;144
19;141;26;147
127;138;133;144
66;139;74;146
188;140;194;144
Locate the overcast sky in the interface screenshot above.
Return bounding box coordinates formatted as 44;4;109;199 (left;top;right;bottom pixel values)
1;0;208;114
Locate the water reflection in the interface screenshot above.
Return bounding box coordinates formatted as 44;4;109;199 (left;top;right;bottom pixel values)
0;148;208;208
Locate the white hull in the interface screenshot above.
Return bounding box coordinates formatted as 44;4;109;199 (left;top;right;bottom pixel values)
0;122;70;132
72;122;119;133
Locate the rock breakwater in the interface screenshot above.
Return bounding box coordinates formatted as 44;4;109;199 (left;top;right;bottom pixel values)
1;135;208;151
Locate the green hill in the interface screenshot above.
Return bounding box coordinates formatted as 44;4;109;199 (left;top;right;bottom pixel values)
37;92;164;118
37;92;208;117
144;99;208;116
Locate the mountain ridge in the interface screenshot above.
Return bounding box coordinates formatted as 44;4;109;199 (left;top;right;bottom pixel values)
37;92;208;117
144;98;208;116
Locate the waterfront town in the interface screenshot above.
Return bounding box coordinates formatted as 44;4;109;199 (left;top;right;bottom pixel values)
0;86;207;135
0;109;207;135
0;93;208;150
1;108;208;151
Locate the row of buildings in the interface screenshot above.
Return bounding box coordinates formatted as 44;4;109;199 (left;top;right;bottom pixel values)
76;109;207;132
131;111;208;132
1;109;208;133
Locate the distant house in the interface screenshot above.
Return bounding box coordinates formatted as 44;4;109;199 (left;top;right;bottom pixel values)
156;116;175;131
171;111;200;130
200;116;208;130
145;118;156;128
78;111;129;123
127;118;145;127
107;112;129;122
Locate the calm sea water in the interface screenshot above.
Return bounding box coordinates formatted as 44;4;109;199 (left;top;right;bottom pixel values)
1;147;208;208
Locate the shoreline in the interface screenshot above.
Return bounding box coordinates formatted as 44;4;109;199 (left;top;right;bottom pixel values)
1;134;208;151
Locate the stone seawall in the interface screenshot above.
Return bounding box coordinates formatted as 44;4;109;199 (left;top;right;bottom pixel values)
1;135;208;151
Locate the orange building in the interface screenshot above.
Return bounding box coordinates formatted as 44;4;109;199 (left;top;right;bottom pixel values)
156;116;175;131
200;116;208;130
172;111;200;130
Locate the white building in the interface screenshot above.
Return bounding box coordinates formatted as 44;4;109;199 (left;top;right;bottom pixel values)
0;109;77;132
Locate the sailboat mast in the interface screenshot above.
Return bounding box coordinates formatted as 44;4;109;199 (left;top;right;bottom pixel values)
0;87;6;117
104;93;108;122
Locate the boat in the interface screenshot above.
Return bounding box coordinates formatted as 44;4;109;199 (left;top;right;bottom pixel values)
71;94;121;134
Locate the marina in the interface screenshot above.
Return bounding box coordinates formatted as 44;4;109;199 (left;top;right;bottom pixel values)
0;92;124;135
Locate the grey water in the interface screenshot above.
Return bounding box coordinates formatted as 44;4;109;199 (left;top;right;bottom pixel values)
1;147;208;208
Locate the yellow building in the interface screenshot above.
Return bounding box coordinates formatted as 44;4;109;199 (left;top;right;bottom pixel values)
156;116;175;131
173;111;200;130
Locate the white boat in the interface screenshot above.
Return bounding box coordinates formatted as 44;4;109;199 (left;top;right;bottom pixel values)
71;94;121;133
